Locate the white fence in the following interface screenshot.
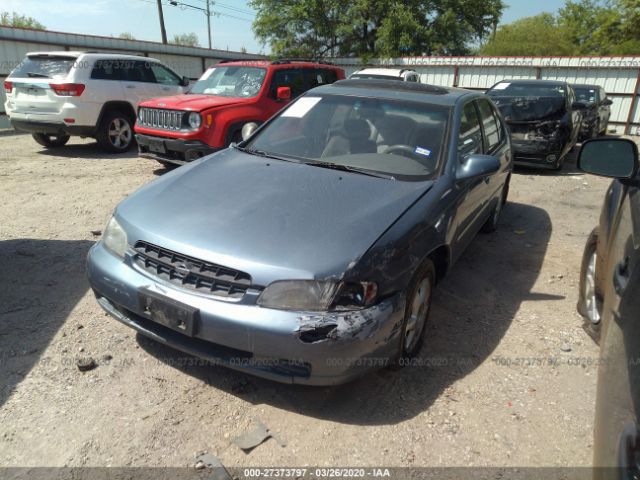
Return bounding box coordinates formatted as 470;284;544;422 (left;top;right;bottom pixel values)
335;56;640;135
0;26;264;117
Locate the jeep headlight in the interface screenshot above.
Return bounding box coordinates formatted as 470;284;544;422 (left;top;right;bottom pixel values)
102;216;128;259
188;112;202;130
257;280;377;311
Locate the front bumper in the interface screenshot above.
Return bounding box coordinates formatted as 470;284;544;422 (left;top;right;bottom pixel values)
86;241;405;385
136;133;217;165
511;137;567;168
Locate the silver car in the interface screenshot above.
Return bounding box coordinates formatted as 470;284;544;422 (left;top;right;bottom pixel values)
87;79;512;385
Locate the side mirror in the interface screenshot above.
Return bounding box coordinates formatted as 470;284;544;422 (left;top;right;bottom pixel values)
456;154;500;181
276;86;291;101
572;101;587;110
578;138;639;179
181;76;190;87
602;98;613;106
241;122;259;141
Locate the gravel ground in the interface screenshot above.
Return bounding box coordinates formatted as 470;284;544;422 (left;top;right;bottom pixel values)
0;133;619;468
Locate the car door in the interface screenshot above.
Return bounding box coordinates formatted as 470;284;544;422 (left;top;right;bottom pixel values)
450;101;488;261
148;62;184;98
593;182;640;478
262;68;304;117
476;98;511;205
122;60;158;107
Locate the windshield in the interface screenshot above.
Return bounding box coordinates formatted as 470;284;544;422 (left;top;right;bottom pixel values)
9;56;75;80
190;66;266;98
487;82;567;98
245;94;448;179
574;87;598;104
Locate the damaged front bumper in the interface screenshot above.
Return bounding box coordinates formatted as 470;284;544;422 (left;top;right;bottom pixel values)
86;242;405;385
510;136;567;168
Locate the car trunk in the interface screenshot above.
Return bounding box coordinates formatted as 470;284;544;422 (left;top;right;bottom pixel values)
7;55;76;115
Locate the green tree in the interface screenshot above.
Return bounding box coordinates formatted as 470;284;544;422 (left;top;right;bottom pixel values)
118;32;136;40
0;11;45;29
172;33;200;47
480;13;575;55
250;0;504;58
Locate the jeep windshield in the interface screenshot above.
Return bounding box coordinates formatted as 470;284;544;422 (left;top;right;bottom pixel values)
189;66;266;98
244;93;448;180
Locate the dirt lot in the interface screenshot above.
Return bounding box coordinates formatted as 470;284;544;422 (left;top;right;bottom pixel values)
0;133;619;468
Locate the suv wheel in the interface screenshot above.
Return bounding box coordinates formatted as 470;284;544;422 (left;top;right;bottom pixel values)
578;228;602;342
97;111;134;153
32;133;70;148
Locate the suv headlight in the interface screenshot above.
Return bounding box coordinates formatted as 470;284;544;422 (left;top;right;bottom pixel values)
257;280;377;311
188;112;201;129
102;216;128;259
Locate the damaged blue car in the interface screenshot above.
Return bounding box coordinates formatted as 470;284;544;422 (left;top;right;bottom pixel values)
87;79;512;385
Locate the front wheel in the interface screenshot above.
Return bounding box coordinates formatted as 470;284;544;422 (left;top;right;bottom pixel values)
96;111;135;153
32;133;70;148
398;259;436;361
578;228;602;342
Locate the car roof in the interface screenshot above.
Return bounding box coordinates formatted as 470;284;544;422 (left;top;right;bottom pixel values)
352;68;417;76
494;79;569;87
572;83;602;89
26;51;160;62
209;60;338;69
312;79;475;106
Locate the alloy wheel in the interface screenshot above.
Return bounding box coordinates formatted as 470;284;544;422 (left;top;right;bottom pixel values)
584;250;601;324
405;277;431;352
108;117;132;149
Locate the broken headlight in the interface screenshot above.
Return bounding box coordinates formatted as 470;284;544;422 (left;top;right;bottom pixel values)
102;216;128;259
258;280;377;311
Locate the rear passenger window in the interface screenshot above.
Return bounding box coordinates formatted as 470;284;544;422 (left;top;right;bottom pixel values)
458;103;483;160
91;59;128;81
271;69;305;99
477;99;502;152
127;61;155;83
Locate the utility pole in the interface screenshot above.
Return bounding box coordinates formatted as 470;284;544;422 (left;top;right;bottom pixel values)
206;1;212;49
157;0;168;44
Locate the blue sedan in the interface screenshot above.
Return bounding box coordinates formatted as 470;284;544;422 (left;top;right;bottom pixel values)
87;79;512;385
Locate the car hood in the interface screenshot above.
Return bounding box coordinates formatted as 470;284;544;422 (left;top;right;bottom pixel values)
116;149;432;286
490;96;567;123
139;94;250;112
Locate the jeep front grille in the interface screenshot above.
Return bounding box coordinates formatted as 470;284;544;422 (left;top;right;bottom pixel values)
138;108;185;131
133;241;253;299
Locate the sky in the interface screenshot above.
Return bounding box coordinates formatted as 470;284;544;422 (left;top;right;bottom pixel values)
3;0;568;55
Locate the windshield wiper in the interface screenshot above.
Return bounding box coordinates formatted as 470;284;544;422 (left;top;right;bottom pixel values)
233;145;300;163
26;72;50;78
305;161;395;180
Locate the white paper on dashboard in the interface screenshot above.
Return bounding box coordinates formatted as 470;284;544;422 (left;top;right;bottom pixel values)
281;97;322;117
493;82;510;90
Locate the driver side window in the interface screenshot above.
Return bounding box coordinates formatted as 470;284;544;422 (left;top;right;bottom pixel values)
458;102;482;161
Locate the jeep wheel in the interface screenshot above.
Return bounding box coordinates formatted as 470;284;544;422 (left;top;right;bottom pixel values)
32;133;70;148
97;111;135;153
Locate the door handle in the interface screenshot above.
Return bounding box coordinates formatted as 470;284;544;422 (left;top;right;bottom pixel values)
614;256;630;295
162;87;171;91
483;176;490;184
126;85;136;89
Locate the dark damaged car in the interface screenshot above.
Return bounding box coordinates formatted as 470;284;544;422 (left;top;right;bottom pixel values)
487;79;585;170
86;80;512;385
573;84;612;141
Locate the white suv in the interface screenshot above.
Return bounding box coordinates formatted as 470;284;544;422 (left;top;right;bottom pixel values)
4;52;189;152
349;68;421;83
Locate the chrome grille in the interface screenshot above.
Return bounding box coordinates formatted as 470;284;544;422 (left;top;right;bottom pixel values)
133;241;253;299
138;108;184;131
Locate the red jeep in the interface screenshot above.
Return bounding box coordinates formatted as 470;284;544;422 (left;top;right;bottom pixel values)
135;59;345;165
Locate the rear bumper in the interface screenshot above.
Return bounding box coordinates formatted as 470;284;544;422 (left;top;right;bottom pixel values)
136;133;217;165
10;119;95;137
86;241;405;385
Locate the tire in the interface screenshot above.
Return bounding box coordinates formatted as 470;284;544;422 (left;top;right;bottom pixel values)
396;259;436;362
96;110;135;153
480;182;508;233
32;132;70;148
577;228;602;343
